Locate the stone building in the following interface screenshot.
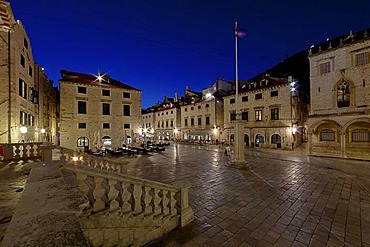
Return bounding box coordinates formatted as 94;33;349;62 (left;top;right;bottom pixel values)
223;74;308;149
308;29;370;160
0;1;57;144
59;70;142;151
180;79;230;143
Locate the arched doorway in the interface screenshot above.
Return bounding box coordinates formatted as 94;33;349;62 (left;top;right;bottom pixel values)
244;134;249;146
255;134;264;147
77;137;89;151
271;134;282;148
102;136;112;149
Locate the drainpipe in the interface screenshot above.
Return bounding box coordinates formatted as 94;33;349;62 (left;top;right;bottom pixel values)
7;28;11;144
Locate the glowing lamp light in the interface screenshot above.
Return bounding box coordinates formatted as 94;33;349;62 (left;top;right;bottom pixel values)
174;128;178;133
150;129;154;134
292;127;297;134
213;127;218;133
97;75;103;82
206;93;212;98
143;128;147;133
20;126;27;134
40;128;46;134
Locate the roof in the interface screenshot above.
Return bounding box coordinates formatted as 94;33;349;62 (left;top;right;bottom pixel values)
239;75;289;94
0;1;15;27
59;70;141;91
309;28;370;56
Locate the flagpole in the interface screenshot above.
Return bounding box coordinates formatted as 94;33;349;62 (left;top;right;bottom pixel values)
235;21;239;116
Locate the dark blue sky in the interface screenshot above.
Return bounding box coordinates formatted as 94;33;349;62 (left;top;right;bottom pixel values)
10;0;370;108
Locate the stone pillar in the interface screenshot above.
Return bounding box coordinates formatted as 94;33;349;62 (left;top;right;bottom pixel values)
232;120;245;168
308;133;313;155
2;144;13;160
41;144;53;161
341;133;347;158
178;184;194;227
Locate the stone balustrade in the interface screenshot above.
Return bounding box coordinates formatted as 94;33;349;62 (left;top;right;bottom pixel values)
61;162;194;246
0;142;43;160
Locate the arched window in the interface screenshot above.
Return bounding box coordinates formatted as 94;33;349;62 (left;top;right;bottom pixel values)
337;80;350;107
77;137;89;147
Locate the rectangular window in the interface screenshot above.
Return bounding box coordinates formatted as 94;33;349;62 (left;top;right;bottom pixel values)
103;123;110;129
157;121;160;128
255;110;262;121
319;61;331;74
271;108;279;120
20;111;27;125
78;101;87;114
230;98;235;104
255;93;262;100
191;118;194;126
29;88;38;104
242;111;248;121
198;117;202;125
230;113;236;121
198;105;201;109
205;104;209;108
271;91;278;97
123;105;130;116
102;103;110;115
78;123;86;129
185;118;188;126
191;107;194;110
78;86;87;94
242;96;248;102
185;108;188;112
166;120;168;127
355;52;369;66
102;89;110;96
20;54;25;67
19;78;27;99
352;131;370;142
123;92;131;98
205;116;210;125
320;131;335;141
170;120;173;127
28;115;34;126
29;66;33;77
124;123;130;129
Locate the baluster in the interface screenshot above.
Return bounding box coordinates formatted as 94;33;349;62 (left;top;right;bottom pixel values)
108;179;119;212
132;184;142;214
162;190;170;215
121;182;132;214
92;176;106;212
14;144;20;159
75;173;92;209
29;144;34;158
153;188;162;216
169;191;178;216
143;186;153;215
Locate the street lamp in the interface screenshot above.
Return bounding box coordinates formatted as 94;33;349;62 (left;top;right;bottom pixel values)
142;128;147;145
20;126;27;143
40;128;46;142
289;76;297;150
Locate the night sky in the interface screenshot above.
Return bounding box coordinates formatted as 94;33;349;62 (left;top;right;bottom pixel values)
10;0;370;108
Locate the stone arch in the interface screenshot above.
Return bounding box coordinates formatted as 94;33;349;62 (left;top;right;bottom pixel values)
254;134;264;147
271;133;282;148
309;119;342;135
342;118;370;159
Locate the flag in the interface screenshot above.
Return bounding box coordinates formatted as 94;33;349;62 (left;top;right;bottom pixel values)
235;28;246;38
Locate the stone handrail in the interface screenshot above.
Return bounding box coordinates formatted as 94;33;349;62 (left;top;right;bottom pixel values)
56;147;127;174
61;162;194;227
61;162;194;246
0;142;43;160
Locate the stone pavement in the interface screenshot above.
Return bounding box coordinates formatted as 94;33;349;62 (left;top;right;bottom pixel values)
124;144;370;246
1;144;370;246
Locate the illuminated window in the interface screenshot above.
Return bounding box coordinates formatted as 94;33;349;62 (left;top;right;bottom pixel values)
255;110;262;121
19;78;27;99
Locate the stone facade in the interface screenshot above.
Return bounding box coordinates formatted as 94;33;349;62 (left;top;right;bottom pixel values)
223;75;308;149
59;70;142;151
308;29;370;160
0;1;57;144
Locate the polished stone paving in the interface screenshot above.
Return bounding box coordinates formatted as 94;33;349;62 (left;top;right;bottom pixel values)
125;144;370;247
1;144;370;246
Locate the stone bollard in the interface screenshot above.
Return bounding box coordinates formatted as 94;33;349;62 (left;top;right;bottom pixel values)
41;144;54;161
2;144;13;160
